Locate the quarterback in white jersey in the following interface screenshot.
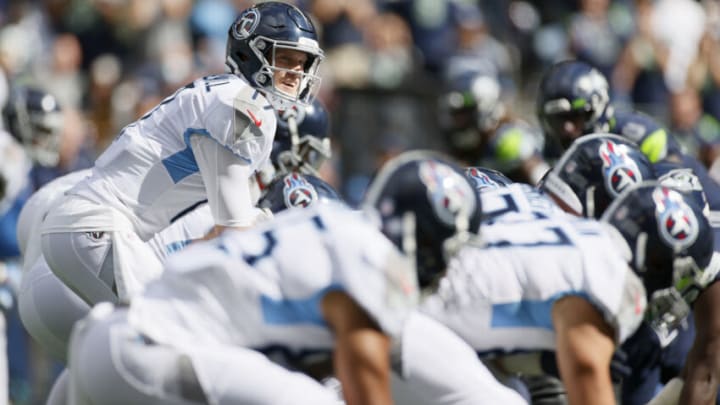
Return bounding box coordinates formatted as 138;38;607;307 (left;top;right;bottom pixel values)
39;1;324;305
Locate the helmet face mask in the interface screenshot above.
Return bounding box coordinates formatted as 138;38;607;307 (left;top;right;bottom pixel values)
271;99;331;176
226;2;324;111
248;37;323;106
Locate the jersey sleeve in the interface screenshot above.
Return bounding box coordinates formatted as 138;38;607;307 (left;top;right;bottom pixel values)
190;135;260;228
202;80;276;171
336;221;420;339
582;224;647;344
0;131;31;214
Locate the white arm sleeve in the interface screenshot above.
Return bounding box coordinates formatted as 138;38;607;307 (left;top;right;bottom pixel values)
190;134;256;227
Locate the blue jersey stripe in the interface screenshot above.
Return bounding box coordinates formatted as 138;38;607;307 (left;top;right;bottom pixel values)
161;129;208;183
260;285;343;326
490;291;588;330
161;128;252;184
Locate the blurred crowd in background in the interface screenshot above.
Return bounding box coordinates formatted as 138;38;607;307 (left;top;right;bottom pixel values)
2;0;720;403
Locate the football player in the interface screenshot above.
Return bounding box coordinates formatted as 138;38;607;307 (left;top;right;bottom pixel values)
541;133;720;404
409;179;715;405
536;60;612;157
63;152;526;404
465;166;563;222
439;68;549;184
39;2;324;307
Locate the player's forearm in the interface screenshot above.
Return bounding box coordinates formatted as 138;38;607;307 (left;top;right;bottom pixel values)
682;283;720;404
681;327;720;404
682;352;720;405
334;328;393;405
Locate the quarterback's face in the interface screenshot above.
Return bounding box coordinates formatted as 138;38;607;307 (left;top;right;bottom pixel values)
273;48;308;97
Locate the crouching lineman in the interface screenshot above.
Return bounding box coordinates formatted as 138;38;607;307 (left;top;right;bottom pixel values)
540;133;720;404
381;164;714;405
64;152;526;404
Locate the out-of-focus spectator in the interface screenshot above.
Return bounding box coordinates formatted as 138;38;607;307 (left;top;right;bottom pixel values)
567;0;633;80
669;86;720;169
190;0;237;74
364;12;418;89
311;0;377;90
31;107;95;189
37;33;85;110
382;0;476;75
612;0;706;115
87;54;122;147
447;3;517;97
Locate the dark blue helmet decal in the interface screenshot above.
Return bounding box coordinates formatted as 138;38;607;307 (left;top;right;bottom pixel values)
598;139;644;197
282;172;318;208
465;167;512;193
653;187;700;250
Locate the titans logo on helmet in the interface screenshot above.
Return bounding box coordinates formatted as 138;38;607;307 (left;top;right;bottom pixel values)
420;161;476;227
599;140;642;196
232;8;261;40
282;173;318;208
652;187;699;251
465;168;500;192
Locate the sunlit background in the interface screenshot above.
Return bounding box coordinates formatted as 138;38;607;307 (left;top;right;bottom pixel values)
2;0;720;402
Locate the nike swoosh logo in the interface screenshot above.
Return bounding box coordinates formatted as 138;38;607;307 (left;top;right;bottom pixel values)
247;109;262;127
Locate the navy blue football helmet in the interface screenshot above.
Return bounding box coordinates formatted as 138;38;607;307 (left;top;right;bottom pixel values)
226;2;324;109
272;99;331;176
2;86;63;166
363;151;482;288
257;171;342;214
541;134;656;218
438;70;505;162
609;109;682;163
465;167;513;193
602;182;718;335
537;60;612;149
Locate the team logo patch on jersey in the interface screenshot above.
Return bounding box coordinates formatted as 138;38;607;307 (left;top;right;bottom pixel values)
282;173;318;208
232;8;260;40
419;161;476;226
653;187;699;251
465;168;500;192
599;140;642;196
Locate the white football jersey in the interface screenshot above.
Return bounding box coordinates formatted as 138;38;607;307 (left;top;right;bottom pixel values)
421;214;646;355
69;74;276;239
20;170;217;277
128;203;419;359
17;169;91;269
0;130;31;214
480;183;564;223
